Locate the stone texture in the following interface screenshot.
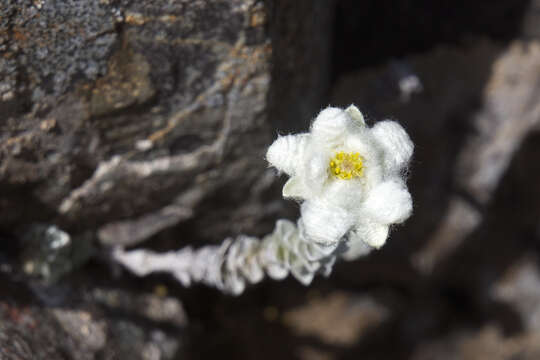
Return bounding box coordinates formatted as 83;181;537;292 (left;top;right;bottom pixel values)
0;0;118;111
491;256;540;331
454;41;540;204
0;0;338;255
0;0;274;245
0;277;186;360
412;326;540;360
282;291;390;346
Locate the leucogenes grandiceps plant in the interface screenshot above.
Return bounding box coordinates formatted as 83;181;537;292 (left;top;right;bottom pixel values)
113;105;413;295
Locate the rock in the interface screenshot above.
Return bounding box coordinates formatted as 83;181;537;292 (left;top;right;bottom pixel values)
412;198;481;273
0;0;118;113
91;287;188;328
282;291;390;346
0;0;335;246
412;325;540;360
0;0;273;245
454;41;540;205
51;309;107;355
0;285;185;360
20;224;94;283
491;256;540;331
102;320;180;360
0;303;67;360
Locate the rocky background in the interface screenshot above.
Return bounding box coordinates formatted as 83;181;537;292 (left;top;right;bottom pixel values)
1;0;540;359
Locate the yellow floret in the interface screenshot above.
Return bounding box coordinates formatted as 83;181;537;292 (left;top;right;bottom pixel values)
328;151;364;180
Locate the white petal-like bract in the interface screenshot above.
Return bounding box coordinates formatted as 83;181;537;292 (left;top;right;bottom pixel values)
370;120;414;175
351;221;390;250
360;179;413;225
266;134;309;176
311;107;350;143
301;201;355;246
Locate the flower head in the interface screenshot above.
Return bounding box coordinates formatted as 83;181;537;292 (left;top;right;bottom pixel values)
266;105;413;259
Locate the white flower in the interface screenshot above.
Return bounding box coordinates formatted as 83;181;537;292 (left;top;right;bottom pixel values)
266;105;413;259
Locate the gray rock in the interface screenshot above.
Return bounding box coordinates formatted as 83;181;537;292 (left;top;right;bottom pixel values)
411;326;540;360
0;300;182;360
0;0;272;242
0;0;336;357
0;0;335;246
20;224;93;283
491;256;540;331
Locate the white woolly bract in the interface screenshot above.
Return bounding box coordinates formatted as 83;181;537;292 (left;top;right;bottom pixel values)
266;105;413;259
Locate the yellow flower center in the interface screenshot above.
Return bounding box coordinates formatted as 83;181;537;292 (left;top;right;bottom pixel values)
329;151;364;180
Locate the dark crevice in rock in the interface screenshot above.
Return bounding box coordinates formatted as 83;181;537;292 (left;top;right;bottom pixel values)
332;0;532;78
265;0;336;133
